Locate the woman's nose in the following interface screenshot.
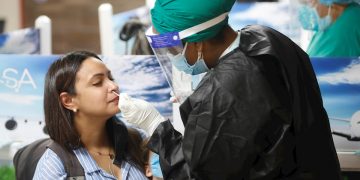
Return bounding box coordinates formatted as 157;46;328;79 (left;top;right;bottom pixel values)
107;80;119;92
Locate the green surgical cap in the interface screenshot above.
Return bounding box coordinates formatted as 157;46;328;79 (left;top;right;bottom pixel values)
150;0;236;42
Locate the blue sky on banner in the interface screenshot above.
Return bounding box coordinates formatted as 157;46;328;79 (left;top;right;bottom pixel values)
311;57;360;128
229;2;301;45
0;28;40;54
0;55;58;121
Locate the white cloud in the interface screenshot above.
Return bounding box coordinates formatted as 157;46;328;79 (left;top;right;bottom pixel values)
231;2;290;27
318;60;360;85
104;56;166;90
0;28;39;54
0;93;42;105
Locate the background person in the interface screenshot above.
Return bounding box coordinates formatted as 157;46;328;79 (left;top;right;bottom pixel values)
118;0;342;179
33;51;148;179
298;0;360;57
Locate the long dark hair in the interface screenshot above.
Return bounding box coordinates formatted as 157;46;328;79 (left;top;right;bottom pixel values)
44;50;100;149
44;50;147;169
109;120;148;173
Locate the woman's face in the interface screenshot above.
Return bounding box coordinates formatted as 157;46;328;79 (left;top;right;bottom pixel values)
73;57;120;119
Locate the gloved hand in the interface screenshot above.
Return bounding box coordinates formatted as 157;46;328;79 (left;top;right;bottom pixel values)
118;93;165;135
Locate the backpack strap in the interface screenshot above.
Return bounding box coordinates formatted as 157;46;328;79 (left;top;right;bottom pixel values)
13;138;53;180
47;140;85;180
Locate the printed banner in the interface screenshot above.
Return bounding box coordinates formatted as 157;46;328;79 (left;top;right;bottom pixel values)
111;2;302;55
312;57;360;152
229;2;301;45
0;28;40;54
112;6;150;55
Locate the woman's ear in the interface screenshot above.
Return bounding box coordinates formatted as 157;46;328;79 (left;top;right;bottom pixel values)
59;92;77;112
144;163;152;178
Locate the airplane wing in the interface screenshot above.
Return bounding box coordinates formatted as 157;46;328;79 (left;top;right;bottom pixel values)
332;129;360;141
329;117;350;122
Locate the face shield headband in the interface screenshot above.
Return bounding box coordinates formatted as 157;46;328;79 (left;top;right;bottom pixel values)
145;12;229;103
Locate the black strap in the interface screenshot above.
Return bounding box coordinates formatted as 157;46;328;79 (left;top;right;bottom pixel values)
14;138;52;180
46;140;85;179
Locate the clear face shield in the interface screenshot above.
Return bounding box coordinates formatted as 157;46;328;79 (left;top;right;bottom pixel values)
145;30;191;103
145;12;228;103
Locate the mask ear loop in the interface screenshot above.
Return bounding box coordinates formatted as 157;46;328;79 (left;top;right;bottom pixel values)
181;42;188;55
197;48;203;61
327;4;332;17
196;42;204;61
313;3;319;12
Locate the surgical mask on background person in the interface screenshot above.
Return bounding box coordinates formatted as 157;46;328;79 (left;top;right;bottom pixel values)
298;4;333;31
167;42;209;75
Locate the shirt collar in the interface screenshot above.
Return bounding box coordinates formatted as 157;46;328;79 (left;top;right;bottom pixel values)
74;148;132;178
219;31;241;59
73;148;101;174
121;160;132;179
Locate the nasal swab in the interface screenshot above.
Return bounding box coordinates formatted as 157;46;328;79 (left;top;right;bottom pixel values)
112;91;119;96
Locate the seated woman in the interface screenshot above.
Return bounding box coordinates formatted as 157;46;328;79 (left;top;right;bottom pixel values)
33;51;149;179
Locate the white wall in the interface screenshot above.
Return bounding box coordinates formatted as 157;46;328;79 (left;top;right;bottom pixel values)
0;0;21;32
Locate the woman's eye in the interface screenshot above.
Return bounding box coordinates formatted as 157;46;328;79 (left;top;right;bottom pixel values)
93;81;102;86
108;74;115;81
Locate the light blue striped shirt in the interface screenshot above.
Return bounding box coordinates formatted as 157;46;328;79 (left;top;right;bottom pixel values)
33;147;148;180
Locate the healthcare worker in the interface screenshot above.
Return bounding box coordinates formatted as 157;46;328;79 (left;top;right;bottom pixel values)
298;0;360;57
119;0;342;179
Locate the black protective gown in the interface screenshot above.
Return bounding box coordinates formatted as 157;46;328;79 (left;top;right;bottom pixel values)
148;25;341;180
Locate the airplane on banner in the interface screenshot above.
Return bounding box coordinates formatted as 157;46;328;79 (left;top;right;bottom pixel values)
0;115;48;164
331;111;360;141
